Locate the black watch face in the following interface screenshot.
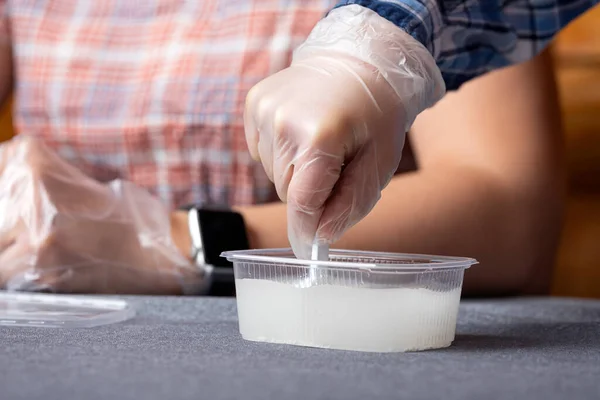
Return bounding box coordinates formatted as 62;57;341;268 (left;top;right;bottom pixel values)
198;209;249;267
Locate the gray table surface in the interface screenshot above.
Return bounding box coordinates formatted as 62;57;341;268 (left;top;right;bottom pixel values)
1;295;599;400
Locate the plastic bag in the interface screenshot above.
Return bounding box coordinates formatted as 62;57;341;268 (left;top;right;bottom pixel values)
0;136;206;294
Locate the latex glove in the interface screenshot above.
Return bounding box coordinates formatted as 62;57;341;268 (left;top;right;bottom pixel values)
0;136;205;294
245;5;445;258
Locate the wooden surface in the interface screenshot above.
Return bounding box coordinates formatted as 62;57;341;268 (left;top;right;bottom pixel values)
1;8;600;298
0;97;12;142
552;6;600;299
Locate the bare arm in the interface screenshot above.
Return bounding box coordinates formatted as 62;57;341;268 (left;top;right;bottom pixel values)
392;50;565;295
240;50;564;295
171;50;564;296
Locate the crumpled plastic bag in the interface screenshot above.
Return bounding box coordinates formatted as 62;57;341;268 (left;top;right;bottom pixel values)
0;136;206;294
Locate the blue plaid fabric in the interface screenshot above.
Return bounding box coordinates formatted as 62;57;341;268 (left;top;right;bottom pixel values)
335;1;599;90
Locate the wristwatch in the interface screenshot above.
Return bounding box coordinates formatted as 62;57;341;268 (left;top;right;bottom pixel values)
182;205;250;296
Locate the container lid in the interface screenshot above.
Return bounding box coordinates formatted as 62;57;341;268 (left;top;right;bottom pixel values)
0;292;135;328
222;248;478;272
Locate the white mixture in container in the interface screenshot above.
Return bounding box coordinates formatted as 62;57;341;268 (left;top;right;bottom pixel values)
235;278;462;352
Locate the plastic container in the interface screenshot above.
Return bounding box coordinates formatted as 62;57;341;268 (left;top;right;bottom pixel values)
222;249;477;353
0;292;135;328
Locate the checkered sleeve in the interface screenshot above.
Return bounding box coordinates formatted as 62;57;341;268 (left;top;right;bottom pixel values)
334;1;599;90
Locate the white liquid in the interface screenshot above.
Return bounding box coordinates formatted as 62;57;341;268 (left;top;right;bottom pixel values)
235;279;462;352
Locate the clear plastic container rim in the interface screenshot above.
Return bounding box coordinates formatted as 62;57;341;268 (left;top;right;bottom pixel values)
222;248;478;272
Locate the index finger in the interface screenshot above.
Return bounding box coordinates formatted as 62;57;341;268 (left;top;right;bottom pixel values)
286;149;343;259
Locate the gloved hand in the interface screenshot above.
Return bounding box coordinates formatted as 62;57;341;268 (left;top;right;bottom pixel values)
245;5;445;258
0;136;205;294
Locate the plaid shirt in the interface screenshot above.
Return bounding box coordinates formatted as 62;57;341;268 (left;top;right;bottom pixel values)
1;1;597;211
336;0;599;89
0;0;335;210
